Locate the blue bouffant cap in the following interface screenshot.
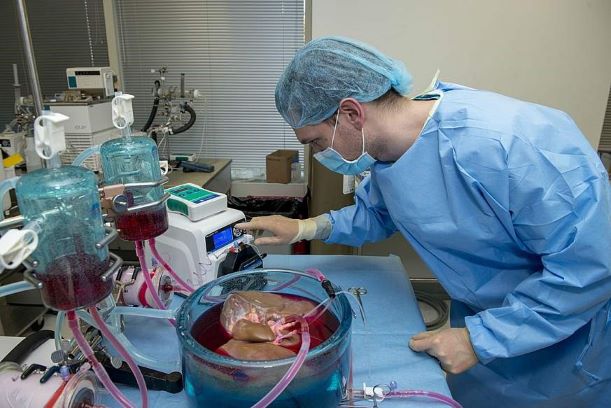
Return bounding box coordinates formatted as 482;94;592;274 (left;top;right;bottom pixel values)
275;36;413;128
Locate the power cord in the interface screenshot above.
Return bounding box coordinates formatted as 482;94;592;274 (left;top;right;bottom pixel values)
414;291;449;330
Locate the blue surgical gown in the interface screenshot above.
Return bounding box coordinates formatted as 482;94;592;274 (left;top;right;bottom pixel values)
325;82;611;407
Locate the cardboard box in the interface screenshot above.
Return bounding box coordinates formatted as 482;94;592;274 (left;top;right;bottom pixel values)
266;149;298;184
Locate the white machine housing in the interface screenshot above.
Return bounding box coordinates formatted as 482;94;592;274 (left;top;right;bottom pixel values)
145;207;250;289
166;183;227;221
66;67;114;97
0;165;10;212
49;101;122;170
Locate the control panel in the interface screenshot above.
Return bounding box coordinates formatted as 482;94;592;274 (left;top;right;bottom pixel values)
166;183;227;221
205;220;245;254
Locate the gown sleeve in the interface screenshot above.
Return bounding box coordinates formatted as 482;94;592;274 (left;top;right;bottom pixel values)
325;174;398;247
465;115;611;364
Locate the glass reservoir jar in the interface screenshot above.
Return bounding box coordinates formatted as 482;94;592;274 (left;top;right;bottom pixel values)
15;166;112;311
176;269;353;408
100;136;168;241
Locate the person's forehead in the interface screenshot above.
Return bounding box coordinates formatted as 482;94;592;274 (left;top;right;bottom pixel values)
294;123;327;143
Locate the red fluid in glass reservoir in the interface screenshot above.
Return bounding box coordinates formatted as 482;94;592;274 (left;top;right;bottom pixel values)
38;253;113;311
116;206;168;241
191;293;339;357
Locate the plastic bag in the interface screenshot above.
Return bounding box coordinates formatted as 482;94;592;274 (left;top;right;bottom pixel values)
218;291;315;359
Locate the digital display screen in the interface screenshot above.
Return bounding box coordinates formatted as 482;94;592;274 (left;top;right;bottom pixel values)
212;227;233;250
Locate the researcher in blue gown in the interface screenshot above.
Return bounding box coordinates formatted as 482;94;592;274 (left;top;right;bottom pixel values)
236;37;611;407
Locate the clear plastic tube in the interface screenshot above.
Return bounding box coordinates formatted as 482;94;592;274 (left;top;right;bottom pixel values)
55;311;65;351
0;177;18;221
89;307;149;408
304;296;333;323
251;315;311;408
110;305;176;319
148;238;195;293
46;154;62;169
268;274;301;291
135;240;175;325
386;389;463;408
66;310;135;408
72;145;100;167
121;126;133;140
0;280;36;297
303;289;367;326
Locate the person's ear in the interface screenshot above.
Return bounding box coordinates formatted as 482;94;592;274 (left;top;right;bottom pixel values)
338;98;365;130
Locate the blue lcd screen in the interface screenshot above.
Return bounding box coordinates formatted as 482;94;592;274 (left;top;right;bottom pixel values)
212;227;233;250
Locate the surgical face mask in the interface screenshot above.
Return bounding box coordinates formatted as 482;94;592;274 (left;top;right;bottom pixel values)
313;114;376;175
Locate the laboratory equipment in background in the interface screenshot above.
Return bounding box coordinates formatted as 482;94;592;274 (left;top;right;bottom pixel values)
47;67;123;171
0;164;11;214
141;66;200;161
2;63;40;171
3;65;123;172
0;129;26;158
144;183;264;289
5;64;35;134
66;67;115;99
48;99;119;171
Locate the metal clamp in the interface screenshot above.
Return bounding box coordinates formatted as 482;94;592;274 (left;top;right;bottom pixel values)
348;287;367;322
125;192;170;213
101;252;123;282
23;269;43;289
123;176;169;190
96;226;118;249
0;216;25;231
100;177;169;214
22;259;39;269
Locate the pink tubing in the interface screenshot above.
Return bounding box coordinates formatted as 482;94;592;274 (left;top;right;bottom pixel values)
66;311;135;408
148;238;195;293
304;297;333;323
252;315;311;408
90;307;149;408
386;390;463;408
135;240;175;326
305;268;326;282
269;274;301;292
271;268;326;295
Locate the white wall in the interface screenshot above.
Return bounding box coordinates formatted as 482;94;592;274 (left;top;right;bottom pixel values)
312;0;611;278
312;0;611;148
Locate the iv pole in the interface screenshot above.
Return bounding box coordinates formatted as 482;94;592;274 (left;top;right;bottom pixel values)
15;0;61;169
15;0;42;117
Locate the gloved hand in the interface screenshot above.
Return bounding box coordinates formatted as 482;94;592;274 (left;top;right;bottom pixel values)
409;328;479;374
236;215;303;245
